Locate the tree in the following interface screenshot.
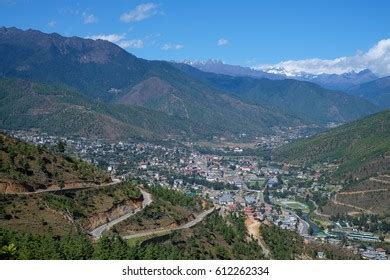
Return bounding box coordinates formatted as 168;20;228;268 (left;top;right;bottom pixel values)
8;147;17;164
57;140;66;154
0;243;17;260
58;179;65;192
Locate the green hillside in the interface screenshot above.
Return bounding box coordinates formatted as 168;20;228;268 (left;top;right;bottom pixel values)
0;27;297;138
277;110;390;180
0;78;192;139
0;131;110;192
348;76;390;108
0;212;266;260
173;63;380;124
0;27;379;139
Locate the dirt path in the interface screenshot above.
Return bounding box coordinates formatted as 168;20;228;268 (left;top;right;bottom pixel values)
329;184;390;215
332;193;371;214
369;177;390;184
245;217;270;258
310;199;331;218
338;188;389;195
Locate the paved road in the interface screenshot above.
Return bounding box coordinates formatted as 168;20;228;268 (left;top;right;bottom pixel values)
122;207;216;240
286;210;309;236
311;199;331;218
90;189;153;239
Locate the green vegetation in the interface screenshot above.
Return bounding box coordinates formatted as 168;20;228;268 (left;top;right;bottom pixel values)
0;181;142;235
129;213;264;260
172;174;237;190
3;27;378;140
277;110;390;181
330;214;390;233
304;242;360;260
174;62;379;124
348;76;390;107
115;187;202;234
147;186;197;208
0;27;301;139
0;228;93;260
0;132;109;192
43;181;141;221
0;78;190;140
278;200;310;212
0;212;264;260
261;224;303;259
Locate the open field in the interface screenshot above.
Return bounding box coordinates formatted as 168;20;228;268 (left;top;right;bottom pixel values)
278;199;310;212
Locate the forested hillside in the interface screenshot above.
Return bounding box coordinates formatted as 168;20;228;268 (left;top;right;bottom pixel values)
0;27;297;138
0;212;265;260
277;110;390;180
173;63;380;124
348;76;390;108
0;131;109;192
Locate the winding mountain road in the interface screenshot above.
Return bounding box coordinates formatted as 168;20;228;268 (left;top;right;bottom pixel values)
122;207;216;240
90;189;153;239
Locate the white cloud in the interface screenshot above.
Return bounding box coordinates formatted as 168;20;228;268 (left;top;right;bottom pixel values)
83;12;98;24
87;33;144;49
254;38;390;77
118;39;144;49
120;3;159;23
217;38;228;46
161;43;183;50
47;20;56;27
87;33;126;43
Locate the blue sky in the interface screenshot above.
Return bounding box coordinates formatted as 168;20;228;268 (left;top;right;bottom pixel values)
1;0;390;75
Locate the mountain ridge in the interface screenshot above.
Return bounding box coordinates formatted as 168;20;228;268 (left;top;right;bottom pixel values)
0;26;381;139
0;27;301;138
173;62;380;124
347;76;390;108
183;59;378;90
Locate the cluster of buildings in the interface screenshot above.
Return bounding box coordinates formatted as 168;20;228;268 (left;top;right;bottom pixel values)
360;247;387;260
9;129;388;260
212;189;304;234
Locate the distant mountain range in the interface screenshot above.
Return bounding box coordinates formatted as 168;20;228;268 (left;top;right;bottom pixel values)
347;76;390;108
173;63;379;124
182;59;283;80
0;27;382;139
184;60;379;91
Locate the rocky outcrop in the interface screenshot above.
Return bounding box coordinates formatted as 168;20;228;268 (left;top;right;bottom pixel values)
0;180;31;193
83;198;143;231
